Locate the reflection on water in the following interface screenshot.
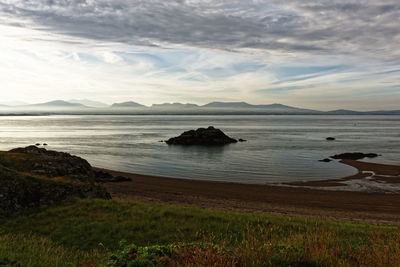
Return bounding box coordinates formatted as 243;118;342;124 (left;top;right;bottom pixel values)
168;144;228;157
0;115;399;184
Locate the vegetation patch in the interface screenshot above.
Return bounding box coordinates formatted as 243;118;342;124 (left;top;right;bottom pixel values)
0;199;399;266
0;233;108;267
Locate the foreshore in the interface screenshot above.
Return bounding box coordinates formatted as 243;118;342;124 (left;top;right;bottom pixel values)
96;159;400;225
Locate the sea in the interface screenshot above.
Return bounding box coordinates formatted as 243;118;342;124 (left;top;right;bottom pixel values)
0;115;399;184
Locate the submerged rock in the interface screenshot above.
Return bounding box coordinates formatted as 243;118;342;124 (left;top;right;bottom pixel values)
331;152;379;160
166;126;237;145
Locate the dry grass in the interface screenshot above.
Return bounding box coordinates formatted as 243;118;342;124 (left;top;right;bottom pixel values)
163;226;400;266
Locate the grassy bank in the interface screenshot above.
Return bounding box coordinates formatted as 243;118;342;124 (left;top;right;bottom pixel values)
0;198;399;266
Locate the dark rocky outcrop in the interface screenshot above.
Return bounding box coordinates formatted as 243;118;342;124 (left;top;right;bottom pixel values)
331;152;379;160
165;126;237;145
0;168;110;217
111;176;132;182
0;178;110;217
238;138;247;142
94;170;113;180
94;170;132;183
319;158;332;162
8;145;93;179
0;146;112;217
326;137;335;141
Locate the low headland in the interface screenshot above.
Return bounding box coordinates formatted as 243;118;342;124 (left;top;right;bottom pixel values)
1;145;400;266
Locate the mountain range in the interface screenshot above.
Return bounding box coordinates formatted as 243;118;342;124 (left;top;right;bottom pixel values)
68;99;109;108
0;100;399;115
111;101;146;108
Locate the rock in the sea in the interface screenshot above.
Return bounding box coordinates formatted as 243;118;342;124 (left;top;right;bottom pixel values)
319;158;332;162
238;138;247;142
166;126;237;145
326;137;335;141
331;152;379;160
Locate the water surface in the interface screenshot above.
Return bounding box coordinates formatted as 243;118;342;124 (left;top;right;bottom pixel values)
1;115;399;184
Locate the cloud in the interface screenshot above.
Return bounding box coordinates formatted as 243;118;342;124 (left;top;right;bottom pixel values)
0;0;399;60
0;0;399;110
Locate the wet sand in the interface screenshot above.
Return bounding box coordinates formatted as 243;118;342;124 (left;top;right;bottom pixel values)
96;160;400;226
285;159;400;189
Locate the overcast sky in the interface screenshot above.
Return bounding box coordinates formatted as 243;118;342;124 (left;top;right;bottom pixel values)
0;0;399;110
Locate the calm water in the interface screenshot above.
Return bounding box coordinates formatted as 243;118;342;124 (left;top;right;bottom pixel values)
0;115;399;184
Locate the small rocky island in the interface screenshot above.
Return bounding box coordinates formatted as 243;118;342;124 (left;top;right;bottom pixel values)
166;126;238;145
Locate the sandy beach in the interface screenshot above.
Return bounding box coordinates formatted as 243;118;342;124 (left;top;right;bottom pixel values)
97;160;400;226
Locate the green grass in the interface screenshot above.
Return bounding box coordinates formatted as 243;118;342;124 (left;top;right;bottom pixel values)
0;199;399;266
0;234;108;267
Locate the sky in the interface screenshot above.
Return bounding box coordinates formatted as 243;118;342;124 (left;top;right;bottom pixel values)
0;0;399;111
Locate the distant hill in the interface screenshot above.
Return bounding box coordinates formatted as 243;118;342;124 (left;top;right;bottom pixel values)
152;103;199;108
68;99;109;108
365;110;400;115
203;102;302;110
1;99;400;115
111;101;147;108
201;102;320;114
202;102;254;108
28;100;87;108
325;109;363;115
254;103;299;109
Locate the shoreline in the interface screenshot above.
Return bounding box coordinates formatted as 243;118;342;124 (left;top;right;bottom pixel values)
284;159;400;193
96;160;400;225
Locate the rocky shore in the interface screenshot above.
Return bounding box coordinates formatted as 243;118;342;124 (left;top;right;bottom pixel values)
0;146;113;217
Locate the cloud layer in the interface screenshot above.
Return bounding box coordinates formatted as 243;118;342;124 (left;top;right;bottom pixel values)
1;0;399;59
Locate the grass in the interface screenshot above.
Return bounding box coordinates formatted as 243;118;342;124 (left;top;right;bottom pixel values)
0;198;400;266
0;234;108;267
